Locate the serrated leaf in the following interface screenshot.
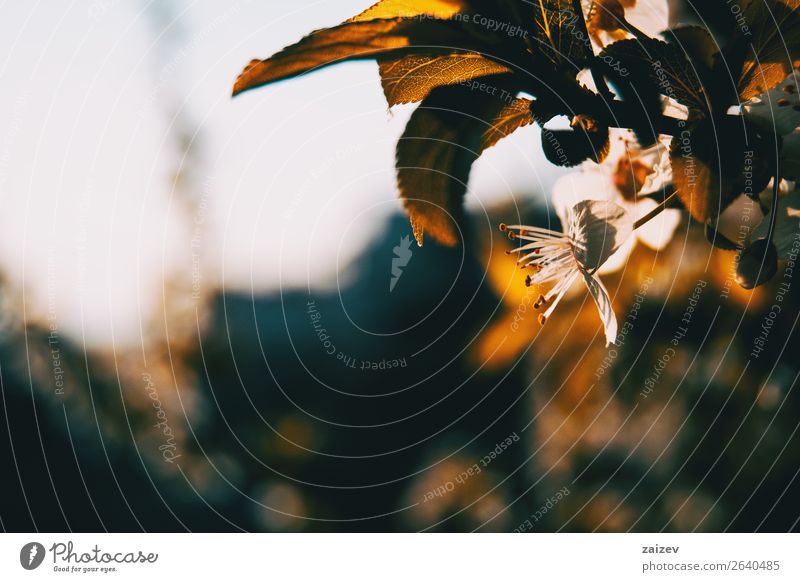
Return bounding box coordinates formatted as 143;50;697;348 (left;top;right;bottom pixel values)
533;0;594;68
378;53;511;105
670;118;772;222
665;26;718;70
601;37;709;114
232;18;495;96
397;80;513;246
733;0;800;101
670;143;719;223
349;0;470;22
480;97;535;150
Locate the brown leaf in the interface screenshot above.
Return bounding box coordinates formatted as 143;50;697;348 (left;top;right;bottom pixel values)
378;54;511;105
734;0;800;101
670;118;772;222
232;18;494;96
348;0;470;22
670;144;720;223
397;81;513;246
480;97;535;151
533;0;594;67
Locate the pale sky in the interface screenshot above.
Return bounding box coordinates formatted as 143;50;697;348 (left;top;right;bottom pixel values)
0;0;561;345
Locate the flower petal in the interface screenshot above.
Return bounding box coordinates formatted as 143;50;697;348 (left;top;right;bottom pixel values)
626;0;669;38
597;235;635;274
568;199;633;271
637;136;673;195
582;270;618;346
744;71;800;136
752;187;800;259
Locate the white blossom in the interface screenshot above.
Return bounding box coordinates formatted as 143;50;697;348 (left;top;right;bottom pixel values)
502;200;632;345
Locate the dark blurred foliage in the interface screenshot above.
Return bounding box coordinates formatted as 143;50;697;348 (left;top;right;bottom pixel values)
0;213;532;532
1;204;800;532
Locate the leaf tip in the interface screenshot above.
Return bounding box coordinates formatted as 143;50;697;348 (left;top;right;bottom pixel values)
232;59;264;97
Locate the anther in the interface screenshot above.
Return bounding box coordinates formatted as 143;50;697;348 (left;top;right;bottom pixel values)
499;223;508;232
538;314;547;325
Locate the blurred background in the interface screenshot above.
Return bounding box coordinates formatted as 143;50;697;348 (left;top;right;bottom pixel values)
0;0;799;532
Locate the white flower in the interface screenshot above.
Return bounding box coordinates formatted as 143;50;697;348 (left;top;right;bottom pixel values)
587;0;670;48
740;72;800;256
751;186;800;259
622;0;669;37
551;130;681;273
501;200;632;345
743;70;800;180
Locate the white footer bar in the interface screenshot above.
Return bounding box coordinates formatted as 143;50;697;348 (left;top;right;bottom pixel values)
1;533;796;581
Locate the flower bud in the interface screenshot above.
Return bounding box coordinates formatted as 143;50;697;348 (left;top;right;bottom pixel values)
736;238;778;289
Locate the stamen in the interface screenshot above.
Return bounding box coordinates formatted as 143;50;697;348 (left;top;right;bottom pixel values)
540;271;580;321
505;224;564;236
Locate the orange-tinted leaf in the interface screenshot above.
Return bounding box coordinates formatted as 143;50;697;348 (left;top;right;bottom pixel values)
670;146;718;222
349;0;469;22
480;97;534;151
735;0;800;101
534;0;594;68
232;18;490;96
397;81;512;246
670;118;772;222
378;53;511;105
